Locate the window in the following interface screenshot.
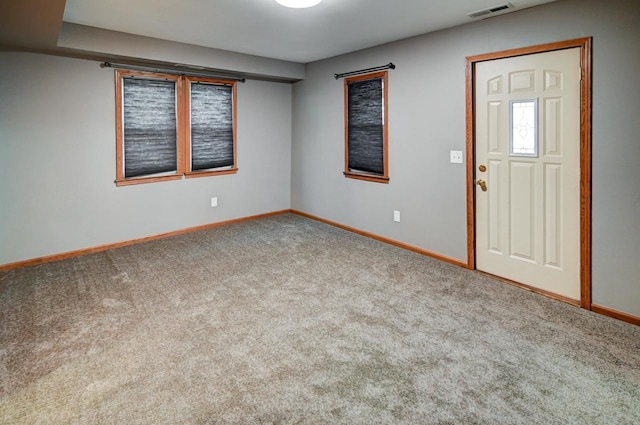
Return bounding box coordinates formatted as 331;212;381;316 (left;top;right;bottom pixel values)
509;99;538;157
115;69;237;186
344;71;389;183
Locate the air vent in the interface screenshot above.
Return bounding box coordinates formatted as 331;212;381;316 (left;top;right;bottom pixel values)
467;3;514;18
489;4;510;12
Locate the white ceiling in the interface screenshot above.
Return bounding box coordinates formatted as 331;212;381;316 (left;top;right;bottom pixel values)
63;0;557;63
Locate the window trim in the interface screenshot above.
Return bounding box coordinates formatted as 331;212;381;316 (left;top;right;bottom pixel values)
343;70;389;184
114;69;238;186
184;75;238;179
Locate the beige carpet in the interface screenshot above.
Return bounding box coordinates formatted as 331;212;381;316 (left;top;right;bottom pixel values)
1;213;639;424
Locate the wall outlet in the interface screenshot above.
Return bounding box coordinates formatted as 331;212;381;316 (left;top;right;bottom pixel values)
393;210;401;223
450;150;463;164
211;197;218;207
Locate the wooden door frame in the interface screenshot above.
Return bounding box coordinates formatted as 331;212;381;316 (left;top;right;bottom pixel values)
465;38;593;309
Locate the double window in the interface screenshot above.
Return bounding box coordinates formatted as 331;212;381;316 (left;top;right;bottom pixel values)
115;69;237;186
344;71;389;183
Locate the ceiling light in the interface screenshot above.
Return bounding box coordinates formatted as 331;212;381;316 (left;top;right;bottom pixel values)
275;0;322;8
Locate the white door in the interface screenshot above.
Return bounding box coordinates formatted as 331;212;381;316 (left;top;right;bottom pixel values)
475;48;581;300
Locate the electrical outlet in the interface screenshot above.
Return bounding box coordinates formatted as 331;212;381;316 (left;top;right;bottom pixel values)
393;210;401;223
450;150;463;164
211;197;218;207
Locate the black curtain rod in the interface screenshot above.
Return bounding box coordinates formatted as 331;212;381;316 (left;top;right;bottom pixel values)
334;63;395;80
100;62;246;83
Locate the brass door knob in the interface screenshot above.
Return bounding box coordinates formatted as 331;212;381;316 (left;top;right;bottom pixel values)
477;179;487;192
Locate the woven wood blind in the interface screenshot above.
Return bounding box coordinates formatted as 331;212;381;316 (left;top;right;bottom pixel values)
190;83;234;171
122;78;177;178
347;77;384;175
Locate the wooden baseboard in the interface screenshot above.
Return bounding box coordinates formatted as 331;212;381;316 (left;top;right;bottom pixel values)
0;209;291;272
5;207;638;327
476;273;639;326
290;210;467;268
591;304;640;326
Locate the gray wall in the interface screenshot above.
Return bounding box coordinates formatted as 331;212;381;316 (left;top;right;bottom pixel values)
291;0;640;316
0;52;292;265
57;23;305;81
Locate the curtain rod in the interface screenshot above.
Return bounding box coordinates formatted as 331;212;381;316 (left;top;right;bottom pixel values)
334;63;396;80
100;62;247;83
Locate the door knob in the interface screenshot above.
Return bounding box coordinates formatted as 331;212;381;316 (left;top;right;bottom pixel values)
477;179;487;192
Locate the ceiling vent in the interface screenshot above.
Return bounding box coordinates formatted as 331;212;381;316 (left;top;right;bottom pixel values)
467;3;514;19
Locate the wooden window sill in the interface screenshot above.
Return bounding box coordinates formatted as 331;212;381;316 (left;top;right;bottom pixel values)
115;174;183;187
116;168;239;186
185;168;238;179
344;171;389;184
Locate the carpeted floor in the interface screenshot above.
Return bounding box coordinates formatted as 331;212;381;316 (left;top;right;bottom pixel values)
1;213;639;424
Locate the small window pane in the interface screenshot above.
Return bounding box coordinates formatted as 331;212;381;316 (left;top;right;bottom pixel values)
122;78;177;178
190;83;234;171
510;99;538;157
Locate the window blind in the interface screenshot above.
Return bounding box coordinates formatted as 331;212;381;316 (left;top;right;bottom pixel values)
123;78;177;178
347;78;384;175
190;83;234;171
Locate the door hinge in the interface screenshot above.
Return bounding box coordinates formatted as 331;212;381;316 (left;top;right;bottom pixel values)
579;66;582;81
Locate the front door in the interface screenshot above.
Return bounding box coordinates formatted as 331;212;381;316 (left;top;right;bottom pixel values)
474;48;581;300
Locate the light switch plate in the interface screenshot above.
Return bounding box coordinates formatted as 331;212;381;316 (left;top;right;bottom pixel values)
450;150;463;164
